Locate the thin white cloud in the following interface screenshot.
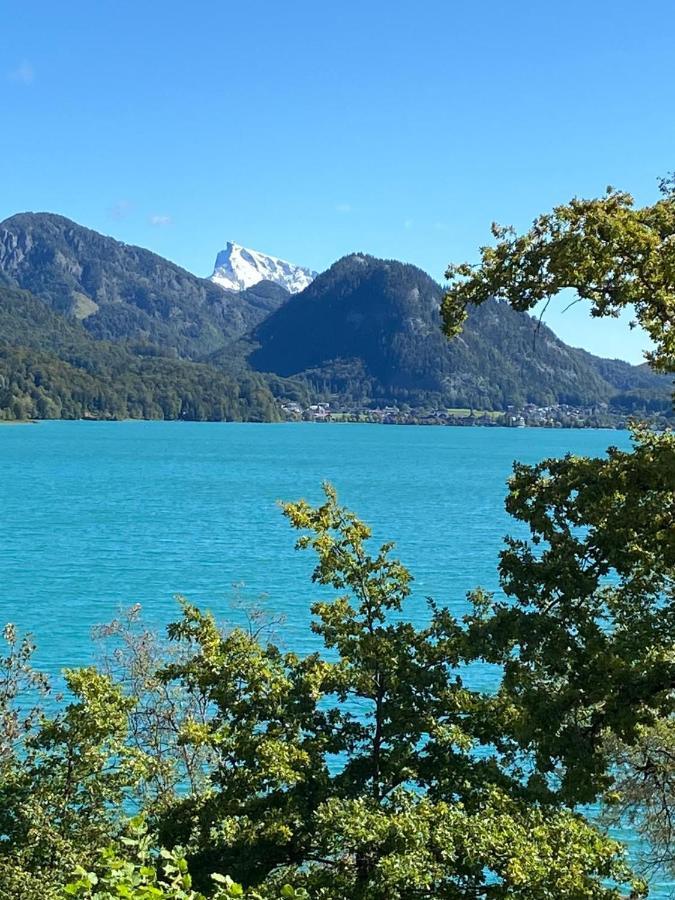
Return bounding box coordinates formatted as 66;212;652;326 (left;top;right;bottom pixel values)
8;60;35;85
433;221;449;232
404;218;414;230
335;203;352;214
109;200;133;220
149;214;173;227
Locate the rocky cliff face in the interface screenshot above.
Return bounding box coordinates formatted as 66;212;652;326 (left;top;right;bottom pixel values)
211;241;316;293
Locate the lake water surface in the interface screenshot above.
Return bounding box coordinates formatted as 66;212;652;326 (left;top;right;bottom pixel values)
1;421;669;895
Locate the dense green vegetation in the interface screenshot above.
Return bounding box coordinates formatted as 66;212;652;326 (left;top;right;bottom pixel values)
4;471;667;899
443;180;675;876
0;284;281;421
0;346;280;422
248;253;672;412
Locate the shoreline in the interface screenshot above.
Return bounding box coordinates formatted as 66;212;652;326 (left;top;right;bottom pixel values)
0;417;660;432
0;419;38;426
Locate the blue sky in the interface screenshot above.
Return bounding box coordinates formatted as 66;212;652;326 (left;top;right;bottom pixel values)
2;0;674;362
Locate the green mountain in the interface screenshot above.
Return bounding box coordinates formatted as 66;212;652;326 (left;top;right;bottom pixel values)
0;283;280;422
247;254;672;411
0;213;289;358
0;215;670;421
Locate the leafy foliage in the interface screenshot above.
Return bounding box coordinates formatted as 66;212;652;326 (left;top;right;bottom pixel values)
0;663;144;896
442;185;675;373
62;817;302;900
147;486;642;899
461;427;675;805
442;179;675;881
0;488;647;899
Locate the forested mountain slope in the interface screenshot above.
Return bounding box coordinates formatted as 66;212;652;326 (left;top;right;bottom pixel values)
0;283;280;421
0;213;290;358
247;254;672;410
0;217;670;418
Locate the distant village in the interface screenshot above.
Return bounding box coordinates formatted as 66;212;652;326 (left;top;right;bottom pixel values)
279;401;672;430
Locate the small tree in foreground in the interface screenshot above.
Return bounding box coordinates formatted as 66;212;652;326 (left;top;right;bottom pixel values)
152;484;643;899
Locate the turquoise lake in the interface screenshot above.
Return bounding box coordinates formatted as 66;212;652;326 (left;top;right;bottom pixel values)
0;421;669;896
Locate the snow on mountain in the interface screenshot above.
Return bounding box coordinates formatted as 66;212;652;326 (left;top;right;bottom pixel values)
210;241;317;294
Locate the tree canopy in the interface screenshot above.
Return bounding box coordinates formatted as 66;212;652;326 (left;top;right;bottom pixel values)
0;489;646;899
442;180;675;878
442;184;675;372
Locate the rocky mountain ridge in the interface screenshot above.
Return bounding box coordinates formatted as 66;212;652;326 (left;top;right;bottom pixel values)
211;241;316;294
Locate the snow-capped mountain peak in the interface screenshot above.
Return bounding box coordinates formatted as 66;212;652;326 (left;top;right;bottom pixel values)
210;241;316;294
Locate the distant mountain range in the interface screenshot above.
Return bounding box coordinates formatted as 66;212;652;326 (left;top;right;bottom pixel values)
0;213;290;358
0;212;671;422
